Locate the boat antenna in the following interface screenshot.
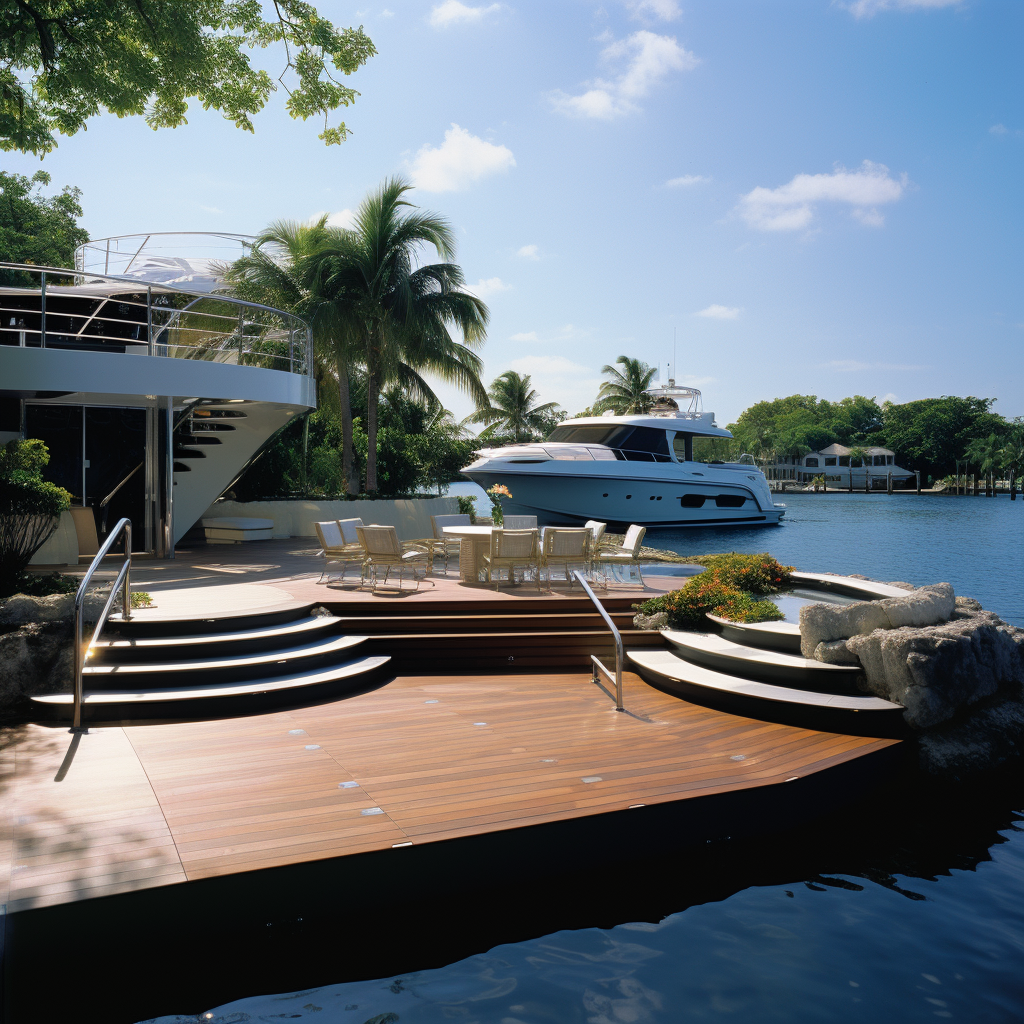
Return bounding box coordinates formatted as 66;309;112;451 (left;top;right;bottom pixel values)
672;327;676;386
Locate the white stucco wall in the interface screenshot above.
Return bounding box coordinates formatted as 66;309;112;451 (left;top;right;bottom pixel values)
29;509;79;566
203;497;461;541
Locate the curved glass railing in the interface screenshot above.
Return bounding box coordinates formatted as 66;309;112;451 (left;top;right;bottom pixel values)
0;262;311;376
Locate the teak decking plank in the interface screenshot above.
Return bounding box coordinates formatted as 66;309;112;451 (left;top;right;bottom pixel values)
7;670;898;913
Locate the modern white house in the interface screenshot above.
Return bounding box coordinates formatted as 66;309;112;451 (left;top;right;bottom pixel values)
1;234;315;560
763;443;916;490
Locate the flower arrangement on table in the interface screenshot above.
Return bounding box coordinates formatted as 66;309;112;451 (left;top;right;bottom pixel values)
485;484;512;526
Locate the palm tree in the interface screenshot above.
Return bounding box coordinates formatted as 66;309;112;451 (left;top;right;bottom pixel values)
226;217;363;493
1001;419;1024;499
594;356;657;414
966;433;1002;496
304;178;489;492
464;371;561;441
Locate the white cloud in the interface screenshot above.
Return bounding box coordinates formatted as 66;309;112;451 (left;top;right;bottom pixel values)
510;331;539;342
666;174;710;187
468;277;511;299
505;354;603;414
696;304;740;319
517;244;540;260
625;0;681;21
551;30;698;120
845;0;960;16
989;123;1008;134
199;205;223;214
408;124;515;192
429;1;499;28
736;160;908;232
381;8;394;16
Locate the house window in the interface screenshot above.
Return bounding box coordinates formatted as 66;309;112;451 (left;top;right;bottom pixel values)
873;455;886;466
825;457;836;466
838;456;850;467
887;455;894;465
851;458;862;468
805;457;819;468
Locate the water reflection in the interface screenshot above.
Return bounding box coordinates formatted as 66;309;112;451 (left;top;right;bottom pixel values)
143;767;1024;1024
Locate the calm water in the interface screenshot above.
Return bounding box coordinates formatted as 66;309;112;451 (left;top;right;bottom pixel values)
144;487;1024;1024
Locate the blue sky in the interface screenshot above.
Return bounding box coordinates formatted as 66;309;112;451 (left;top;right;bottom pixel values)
5;0;1022;426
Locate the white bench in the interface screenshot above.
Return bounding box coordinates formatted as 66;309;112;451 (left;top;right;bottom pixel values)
201;517;275;544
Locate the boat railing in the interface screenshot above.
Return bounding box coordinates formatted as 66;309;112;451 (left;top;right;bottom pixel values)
0;262;312;376
572;571;624;712
72;517;132;731
494;444;676;464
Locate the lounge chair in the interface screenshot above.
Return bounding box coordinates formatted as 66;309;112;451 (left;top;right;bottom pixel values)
540;528;591;590
431;513;472;575
314;520;364;584
356;525;432;591
481;528;540;590
593;524;647;587
584;520;606;573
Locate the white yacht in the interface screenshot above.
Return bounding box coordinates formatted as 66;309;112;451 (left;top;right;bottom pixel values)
462;384;786;529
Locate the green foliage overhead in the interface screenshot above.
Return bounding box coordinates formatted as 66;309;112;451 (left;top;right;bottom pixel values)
464;370;562;442
1;1;376;155
634;553;793;629
0;169;89;283
595;355;657;415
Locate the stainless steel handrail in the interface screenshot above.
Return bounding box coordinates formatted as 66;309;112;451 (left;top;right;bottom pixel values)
572;570;624;712
72;517;132;731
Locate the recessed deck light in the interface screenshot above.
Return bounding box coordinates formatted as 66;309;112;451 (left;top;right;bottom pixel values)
339;781;358;789
305;744;320;750
474;722;487;726
582;776;602;783
629;803;645;809
361;807;384;816
392;841;412;848
730;754;746;761
540;758;557;763
288;729;306;735
424;699;439;704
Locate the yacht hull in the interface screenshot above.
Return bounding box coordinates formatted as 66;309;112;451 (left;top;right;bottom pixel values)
463;466;785;529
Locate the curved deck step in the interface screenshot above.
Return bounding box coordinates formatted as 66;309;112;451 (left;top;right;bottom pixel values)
92;614;342;660
663;629;861;687
107;602;315;637
628;649;902;713
706;613;802;652
33;655;391;709
83;633;367;684
790;571;910;600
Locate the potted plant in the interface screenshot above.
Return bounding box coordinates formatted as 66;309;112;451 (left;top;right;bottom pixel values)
485;484;512;526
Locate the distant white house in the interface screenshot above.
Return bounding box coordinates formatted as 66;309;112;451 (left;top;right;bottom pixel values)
763;443;916;490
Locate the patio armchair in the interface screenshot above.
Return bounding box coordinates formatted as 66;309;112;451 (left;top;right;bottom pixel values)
431;513;472;574
593;524;647;587
314;520;365;584
540;528;592;590
481;528;540;590
356;524;433;591
584;520;606;572
503;515;538;530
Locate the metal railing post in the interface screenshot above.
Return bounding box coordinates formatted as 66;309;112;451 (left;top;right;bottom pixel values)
573;570;624;711
72;517;133;731
147;286;153;355
39;271;46;347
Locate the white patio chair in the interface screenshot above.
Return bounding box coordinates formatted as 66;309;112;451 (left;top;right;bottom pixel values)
584;520;606;573
481;528;540;590
593;524;647;587
431;513;472;574
356;524;433;591
503;515;538;530
314;521;364;584
540;528;591;590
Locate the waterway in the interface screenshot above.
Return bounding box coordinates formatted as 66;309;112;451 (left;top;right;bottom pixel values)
144;488;1024;1024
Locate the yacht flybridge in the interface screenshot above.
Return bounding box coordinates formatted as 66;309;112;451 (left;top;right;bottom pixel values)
462;383;785;529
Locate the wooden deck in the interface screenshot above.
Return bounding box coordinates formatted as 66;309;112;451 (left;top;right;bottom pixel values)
2;669;898;915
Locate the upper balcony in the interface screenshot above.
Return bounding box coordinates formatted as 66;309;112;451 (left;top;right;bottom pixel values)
0;260;311;378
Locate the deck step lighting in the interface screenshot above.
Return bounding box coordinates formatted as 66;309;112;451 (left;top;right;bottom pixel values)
424;699;439;704
730;755;746;761
629;804;646;809
392;842;413;848
339;781;358;789
582;776;602;783
305;744;320;750
361;807;384;816
289;729;306;735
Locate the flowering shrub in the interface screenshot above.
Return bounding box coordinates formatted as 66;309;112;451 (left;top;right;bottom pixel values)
634;552;793;628
486;483;512;526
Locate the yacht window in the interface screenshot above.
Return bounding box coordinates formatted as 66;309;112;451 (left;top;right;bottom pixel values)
715;495;746;508
547;424;670;461
680;494;706;508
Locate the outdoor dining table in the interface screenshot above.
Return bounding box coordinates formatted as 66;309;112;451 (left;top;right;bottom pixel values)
441;524;505;583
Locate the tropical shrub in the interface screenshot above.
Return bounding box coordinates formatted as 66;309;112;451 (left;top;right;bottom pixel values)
0;439;72;595
634;553;792;629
